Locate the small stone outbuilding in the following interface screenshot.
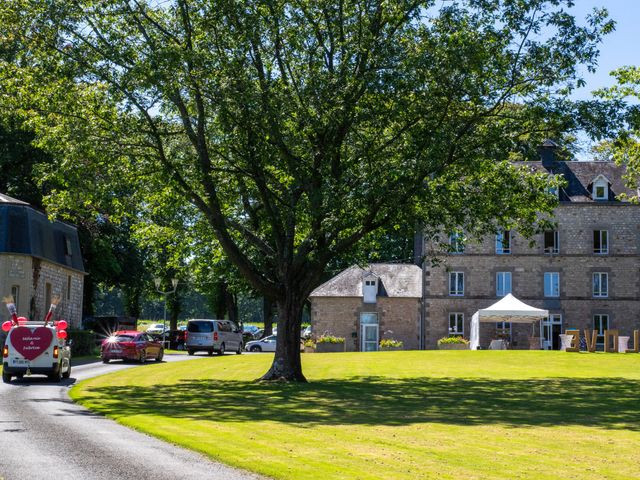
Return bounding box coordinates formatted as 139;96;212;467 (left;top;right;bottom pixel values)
309;264;423;351
0;193;85;327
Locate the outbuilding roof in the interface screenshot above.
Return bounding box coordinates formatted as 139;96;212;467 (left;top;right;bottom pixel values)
310;263;422;298
0;197;85;273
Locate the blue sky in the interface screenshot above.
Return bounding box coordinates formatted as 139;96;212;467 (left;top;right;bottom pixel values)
569;1;640;99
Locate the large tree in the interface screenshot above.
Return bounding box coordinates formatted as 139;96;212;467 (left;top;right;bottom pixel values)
0;0;613;381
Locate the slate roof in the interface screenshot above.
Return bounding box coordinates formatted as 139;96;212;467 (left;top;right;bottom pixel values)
520;160;635;203
0;197;85;273
0;193;29;205
310;264;422;298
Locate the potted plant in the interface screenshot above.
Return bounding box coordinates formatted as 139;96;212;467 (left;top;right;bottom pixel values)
315;335;345;353
303;338;316;353
379;339;403;351
437;336;469;350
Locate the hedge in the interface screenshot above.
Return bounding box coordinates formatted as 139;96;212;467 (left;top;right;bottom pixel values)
68;329;97;356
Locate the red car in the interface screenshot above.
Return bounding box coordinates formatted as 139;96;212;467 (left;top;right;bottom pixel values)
101;330;164;363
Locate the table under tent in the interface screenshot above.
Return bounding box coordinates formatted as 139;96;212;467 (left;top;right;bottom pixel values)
469;294;549;350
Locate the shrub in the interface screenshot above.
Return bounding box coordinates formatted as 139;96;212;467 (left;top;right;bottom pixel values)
437;336;469;345
316;335;345;344
68;329;97;356
304;339;316;348
379;339;403;348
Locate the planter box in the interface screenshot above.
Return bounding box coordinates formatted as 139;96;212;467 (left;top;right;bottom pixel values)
315;342;345;353
303;346;316;354
437;343;469;350
380;346;403;351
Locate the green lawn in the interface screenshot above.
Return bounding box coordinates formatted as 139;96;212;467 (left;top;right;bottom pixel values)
70;351;640;479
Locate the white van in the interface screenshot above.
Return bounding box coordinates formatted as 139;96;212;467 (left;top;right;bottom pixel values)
185;319;243;356
2;322;71;383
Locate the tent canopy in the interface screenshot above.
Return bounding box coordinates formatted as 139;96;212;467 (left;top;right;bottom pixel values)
477;293;548;323
470;294;548;350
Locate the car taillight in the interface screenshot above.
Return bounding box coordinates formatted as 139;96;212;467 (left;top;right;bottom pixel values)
2;345;8;358
214;332;218;341
53;346;59;359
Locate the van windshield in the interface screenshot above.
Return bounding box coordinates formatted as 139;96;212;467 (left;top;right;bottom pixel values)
187;321;214;333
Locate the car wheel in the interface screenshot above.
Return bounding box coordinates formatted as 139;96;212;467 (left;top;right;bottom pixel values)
236;344;242;355
249;345;262;353
187;349;195;356
63;363;71;379
102;357;110;364
217;343;225;355
139;350;147;363
48;367;63;382
2;371;11;384
207;349;213;356
156;348;164;362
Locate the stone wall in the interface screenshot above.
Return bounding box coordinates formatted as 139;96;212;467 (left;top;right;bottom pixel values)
424;203;640;348
0;254;84;327
310;296;421;351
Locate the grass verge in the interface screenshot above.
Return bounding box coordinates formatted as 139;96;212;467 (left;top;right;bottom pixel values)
70;351;640;479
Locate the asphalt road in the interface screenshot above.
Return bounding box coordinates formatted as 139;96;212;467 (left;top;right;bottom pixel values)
0;354;265;480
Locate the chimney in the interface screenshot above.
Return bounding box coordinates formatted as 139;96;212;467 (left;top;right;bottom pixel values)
537;139;559;169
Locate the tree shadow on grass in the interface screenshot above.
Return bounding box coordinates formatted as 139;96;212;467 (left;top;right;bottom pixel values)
83;376;640;430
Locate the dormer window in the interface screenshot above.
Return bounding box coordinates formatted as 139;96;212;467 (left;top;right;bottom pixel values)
363;275;378;303
591;175;609;201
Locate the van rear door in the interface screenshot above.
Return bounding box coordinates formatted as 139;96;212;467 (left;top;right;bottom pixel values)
187;321;214;347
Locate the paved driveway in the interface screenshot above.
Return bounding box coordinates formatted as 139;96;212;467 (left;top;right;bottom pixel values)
0;355;264;480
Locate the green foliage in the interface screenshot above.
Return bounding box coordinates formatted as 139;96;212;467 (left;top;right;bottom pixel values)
437;336;469;345
316;335;345;344
303;339;316;348
68;329;97;356
379;338;403;348
593;66;640;200
0;0;616;380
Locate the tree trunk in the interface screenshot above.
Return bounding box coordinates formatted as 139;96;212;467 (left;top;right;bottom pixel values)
262;297;273;337
259;293;306;382
225;289;238;324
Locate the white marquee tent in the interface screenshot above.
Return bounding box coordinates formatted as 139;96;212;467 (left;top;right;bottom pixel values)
469;293;549;350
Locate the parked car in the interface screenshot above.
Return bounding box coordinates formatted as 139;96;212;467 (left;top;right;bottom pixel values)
245;335;304;353
101;331;164;363
242;325;262;343
146;323;167;335
185;319;243;356
245;335;277;352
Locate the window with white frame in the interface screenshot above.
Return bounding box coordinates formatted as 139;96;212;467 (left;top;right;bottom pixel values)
593;272;608;298
496;272;512;297
593;230;608;254
449;272;464;296
449;232;465;254
496;230;511;254
592;178;608;200
544;230;559;254
448;313;464;336
544;272;560;297
496;321;512;340
593;314;609;346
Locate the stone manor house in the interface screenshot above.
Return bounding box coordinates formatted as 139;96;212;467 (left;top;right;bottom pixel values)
310;142;640;351
0;193;85;327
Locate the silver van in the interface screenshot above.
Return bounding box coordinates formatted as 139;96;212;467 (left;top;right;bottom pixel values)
185;319;243;356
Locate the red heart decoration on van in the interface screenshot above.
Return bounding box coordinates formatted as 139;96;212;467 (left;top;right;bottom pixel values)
10;327;53;361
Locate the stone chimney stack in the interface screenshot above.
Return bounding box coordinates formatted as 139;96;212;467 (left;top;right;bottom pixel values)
538;139;559;169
